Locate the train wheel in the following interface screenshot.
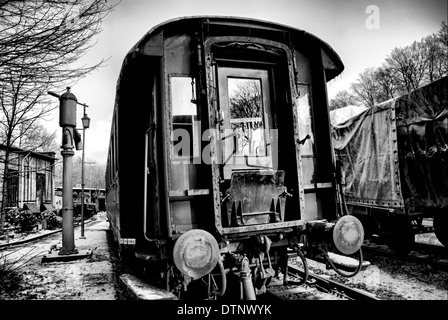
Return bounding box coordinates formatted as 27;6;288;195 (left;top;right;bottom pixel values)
384;216;415;255
434;214;448;248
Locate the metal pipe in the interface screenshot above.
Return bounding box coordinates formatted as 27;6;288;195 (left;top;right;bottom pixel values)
80;123;86;239
80;105;88;239
48;91;89;109
60;133;77;255
142;127;159;243
323;247;364;278
240;256;256;300
143;129;150;241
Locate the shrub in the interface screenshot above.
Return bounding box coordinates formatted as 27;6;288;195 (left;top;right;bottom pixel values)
41;210;62;230
15;209;41;232
5;208;20;226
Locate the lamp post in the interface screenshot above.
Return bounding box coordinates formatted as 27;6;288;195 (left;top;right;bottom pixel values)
80;111;90;239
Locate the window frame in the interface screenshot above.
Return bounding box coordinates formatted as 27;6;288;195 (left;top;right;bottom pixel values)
168;74;200;161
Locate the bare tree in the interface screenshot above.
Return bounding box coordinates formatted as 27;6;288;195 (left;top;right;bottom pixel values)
437;21;448;75
421;34;445;83
329;90;357;110
331;21;447;115
17;122;59;153
386;41;431;93
229;79;263;153
54;156;104;189
0;0;119;232
229;80;262;121
421;22;448;84
350;68;380;107
374;66;401;102
0;0;117;73
83;162;105;189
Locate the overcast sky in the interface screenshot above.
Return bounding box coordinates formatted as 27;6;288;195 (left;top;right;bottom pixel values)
46;0;447;165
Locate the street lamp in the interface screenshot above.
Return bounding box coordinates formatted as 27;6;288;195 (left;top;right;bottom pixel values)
82;114;90;129
80;111;90;239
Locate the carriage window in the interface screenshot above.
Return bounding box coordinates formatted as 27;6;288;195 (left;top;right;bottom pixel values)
228;78;266;157
170;76;199;158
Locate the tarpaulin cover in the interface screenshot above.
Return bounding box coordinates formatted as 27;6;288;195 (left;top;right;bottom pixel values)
329;105;368;127
331;76;448;213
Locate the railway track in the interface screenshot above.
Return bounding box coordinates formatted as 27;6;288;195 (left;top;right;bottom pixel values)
265;263;379;301
362;240;448;272
0;218;98;251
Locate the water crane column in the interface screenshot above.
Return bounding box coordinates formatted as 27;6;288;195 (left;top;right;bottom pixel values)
42;87;92;262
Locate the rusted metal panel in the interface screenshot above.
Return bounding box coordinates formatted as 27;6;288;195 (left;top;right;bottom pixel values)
141;31;163;56
221;220;304;236
223;171;286;226
164;34;193;75
320;47;339;71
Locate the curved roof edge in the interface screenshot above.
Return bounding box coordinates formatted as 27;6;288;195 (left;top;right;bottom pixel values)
124;15;344;80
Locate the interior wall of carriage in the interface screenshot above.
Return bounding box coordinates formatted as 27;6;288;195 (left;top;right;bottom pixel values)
163;29;214;236
294;44;338;222
0;145;55;211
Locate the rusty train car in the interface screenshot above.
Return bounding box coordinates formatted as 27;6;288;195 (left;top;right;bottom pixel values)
106;16;364;300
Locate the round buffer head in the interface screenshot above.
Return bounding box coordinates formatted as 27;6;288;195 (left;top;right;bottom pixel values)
333;215;365;255
173;229;220;280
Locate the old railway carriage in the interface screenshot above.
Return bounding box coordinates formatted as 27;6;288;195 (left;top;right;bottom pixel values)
106;16;364;300
332;76;448;254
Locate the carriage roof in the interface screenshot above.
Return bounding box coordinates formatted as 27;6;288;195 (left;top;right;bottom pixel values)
120;15;344;81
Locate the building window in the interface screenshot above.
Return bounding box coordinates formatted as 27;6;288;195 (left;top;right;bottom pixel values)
6;169;19;206
36;172;46;204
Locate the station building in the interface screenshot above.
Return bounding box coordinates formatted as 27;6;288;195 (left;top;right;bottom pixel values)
0;144;56;213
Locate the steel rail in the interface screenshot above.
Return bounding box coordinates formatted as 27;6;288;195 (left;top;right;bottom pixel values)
286;263;380;300
362;243;448;272
0;218;98;251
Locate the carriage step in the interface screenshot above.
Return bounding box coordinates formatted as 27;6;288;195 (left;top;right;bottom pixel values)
120;273;177;300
